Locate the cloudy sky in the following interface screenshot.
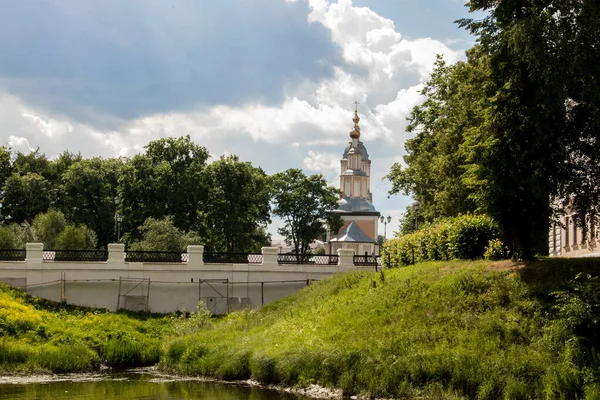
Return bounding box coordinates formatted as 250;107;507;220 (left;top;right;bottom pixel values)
0;0;481;239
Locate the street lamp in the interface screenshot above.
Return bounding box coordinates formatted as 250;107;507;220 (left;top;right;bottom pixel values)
380;215;392;238
114;196;121;242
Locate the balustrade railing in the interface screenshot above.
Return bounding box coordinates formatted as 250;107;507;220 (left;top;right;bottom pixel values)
0;249;26;261
277;254;338;265
353;255;381;267
43;249;108;262
125;251;186;263
203;252;263;264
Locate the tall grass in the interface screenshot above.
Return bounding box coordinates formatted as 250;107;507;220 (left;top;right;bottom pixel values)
0;283;173;373
162;260;600;398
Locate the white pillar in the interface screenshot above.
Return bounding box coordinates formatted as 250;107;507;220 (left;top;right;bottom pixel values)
337;248;355;271
261;247;279;266
107;243;125;265
25;243;44;263
187;245;204;267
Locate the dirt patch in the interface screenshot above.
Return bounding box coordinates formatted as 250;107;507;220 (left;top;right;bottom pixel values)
485;260;524;273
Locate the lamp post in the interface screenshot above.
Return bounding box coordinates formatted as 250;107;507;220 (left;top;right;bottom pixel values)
380;215;392;239
114;196;121;242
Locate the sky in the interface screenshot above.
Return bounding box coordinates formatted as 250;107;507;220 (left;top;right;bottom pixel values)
0;0;481;240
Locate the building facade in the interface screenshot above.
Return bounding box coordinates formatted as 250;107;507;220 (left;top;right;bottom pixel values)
328;109;380;255
549;204;600;257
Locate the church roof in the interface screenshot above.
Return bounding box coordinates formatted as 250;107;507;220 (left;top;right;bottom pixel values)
343;141;370;160
334;197;378;213
330;221;377;243
341;168;367;176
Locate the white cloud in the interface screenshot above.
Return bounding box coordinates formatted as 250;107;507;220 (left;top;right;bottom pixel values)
0;0;469;238
7;136;34;154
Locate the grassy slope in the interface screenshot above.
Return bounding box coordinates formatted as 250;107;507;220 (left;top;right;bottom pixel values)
162;259;600;399
0;284;173;373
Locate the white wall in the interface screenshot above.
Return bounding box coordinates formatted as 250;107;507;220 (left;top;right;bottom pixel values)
0;245;368;314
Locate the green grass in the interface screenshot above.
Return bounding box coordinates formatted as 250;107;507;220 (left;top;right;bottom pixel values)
0;283;174;373
161;259;600;399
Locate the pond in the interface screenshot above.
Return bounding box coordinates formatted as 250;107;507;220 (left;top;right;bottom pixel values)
0;369;311;400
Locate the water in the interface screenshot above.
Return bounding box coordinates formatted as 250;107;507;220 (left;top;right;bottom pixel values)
0;370;309;400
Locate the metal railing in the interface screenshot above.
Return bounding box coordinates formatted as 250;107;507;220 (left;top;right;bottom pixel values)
43;249;108;262
277;254;339;265
0;249;26;261
353;255;381;266
125;251;187;263
203;252;263;264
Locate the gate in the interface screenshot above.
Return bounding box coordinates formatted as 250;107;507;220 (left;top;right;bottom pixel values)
198;278;229;314
117;277;151;312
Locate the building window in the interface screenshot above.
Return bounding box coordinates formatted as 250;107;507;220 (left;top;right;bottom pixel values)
573;216;578;246
564;216;569;247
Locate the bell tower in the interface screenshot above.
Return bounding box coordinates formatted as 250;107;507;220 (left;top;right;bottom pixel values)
328;104;380;255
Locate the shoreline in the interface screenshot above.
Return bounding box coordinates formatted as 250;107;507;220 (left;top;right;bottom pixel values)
0;367;345;399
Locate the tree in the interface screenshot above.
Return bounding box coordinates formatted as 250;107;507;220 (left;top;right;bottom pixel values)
272;169;342;258
452;0;600;258
387;49;491;231
55;225;97;250
1;173;52;223
119;136;209;239
199;155;271;252
31;209;67;249
0;146;12;191
127;216;201;252
60;157;122;247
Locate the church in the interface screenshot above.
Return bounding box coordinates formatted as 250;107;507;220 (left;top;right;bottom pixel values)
327;108;381;255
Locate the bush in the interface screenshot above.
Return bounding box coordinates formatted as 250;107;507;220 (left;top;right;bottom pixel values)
484;239;508;260
383;214;499;267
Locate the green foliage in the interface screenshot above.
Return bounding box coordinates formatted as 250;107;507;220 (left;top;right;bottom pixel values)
161;259;600;398
199;155;271;252
171;301;212;336
59;157;122;247
54;225;95;250
1;172;52;223
0;226;16;249
383;214;499;266
0;283;173;373
31;209;67;249
128;216;201;251
118;136;209;239
272;169;343;257
484;239;508;261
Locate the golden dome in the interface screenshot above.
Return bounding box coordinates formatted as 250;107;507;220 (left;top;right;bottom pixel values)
349;109;360;139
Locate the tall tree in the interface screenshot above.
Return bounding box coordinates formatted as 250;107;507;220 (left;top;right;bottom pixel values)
60;157;122;247
118;136;209;239
272;169;342;258
1;173;52;223
387;49;491;231
454;0;600;258
200;155;271;252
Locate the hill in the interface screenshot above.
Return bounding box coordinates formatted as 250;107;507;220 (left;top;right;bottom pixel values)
161;259;600;399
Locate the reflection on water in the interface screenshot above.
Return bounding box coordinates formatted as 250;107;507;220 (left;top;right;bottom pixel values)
0;370;307;400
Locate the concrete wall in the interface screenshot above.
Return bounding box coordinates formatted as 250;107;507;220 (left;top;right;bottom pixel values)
0;245;368;314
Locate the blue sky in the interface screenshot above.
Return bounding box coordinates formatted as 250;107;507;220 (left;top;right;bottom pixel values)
0;0;480;239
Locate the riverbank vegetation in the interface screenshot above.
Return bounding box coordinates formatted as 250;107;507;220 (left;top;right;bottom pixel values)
162;258;600;399
0;283;173;373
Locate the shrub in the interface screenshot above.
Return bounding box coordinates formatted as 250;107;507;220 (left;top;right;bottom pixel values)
383;214;499;266
484;239;508;260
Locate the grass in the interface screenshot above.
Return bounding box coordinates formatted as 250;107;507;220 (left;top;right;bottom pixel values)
3;258;600;398
0;283;173;373
160;258;600;399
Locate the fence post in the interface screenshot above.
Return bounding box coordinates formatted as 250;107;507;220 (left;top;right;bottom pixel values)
261;247;278;266
187;245;205;267
107;243;125;267
25;243;44;263
337;248;355;271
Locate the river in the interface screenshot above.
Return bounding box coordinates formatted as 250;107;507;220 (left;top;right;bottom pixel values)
0;369;312;400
